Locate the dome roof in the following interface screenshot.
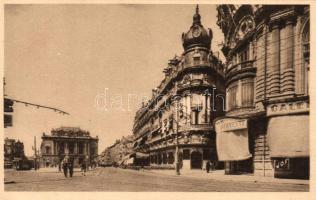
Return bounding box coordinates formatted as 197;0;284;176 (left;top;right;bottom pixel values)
182;5;212;50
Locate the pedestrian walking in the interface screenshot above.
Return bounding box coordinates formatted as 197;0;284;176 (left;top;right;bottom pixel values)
62;155;69;178
68;157;74;178
81;158;87;176
206;161;210;173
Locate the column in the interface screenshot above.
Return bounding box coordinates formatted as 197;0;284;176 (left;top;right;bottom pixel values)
237;80;242;107
267;21;281;95
208;93;212;121
205;94;208;123
74;142;78;154
255;28;265;100
56;142;59;155
83;143;87;156
65;142;69;154
280;17;295;94
201;94;207;123
87;142;90;156
53;141;56;155
186;94;191;124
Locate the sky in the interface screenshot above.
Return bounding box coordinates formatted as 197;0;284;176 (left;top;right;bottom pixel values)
4;4;224;156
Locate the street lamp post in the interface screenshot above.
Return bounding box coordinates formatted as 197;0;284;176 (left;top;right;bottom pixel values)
173;98;183;175
175;116;180;175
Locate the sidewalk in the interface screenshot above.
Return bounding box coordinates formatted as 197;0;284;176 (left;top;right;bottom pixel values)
142;169;309;185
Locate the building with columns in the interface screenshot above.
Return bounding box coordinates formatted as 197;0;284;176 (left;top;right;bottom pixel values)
215;5;309;179
40;127;98;168
132;6;225;170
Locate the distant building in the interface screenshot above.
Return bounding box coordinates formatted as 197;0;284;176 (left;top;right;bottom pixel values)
40;127;98;168
98;135;135;166
215;5;309;179
4;138;26;169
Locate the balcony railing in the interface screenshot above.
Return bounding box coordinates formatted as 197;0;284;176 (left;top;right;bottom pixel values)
226;60;255;75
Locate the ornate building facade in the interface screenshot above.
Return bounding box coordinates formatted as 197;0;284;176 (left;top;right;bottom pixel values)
133;6;225;170
4;138;26;169
215;5;309;178
40;127;99;168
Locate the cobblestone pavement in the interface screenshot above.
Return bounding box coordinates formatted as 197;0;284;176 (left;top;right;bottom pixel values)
4;167;309;192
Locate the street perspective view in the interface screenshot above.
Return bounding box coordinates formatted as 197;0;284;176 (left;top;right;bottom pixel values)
4;4;310;192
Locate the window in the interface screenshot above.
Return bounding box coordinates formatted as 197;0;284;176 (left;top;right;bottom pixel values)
203;149;211;160
168;152;174;164
227;83;238;111
69;142;74;154
241;79;254;107
238;46;250;66
45;146;51;154
191;111;199;125
78;143;84;154
162;153;167;164
193;51;201;65
183;149;190;160
302;21;309;95
193;56;200;65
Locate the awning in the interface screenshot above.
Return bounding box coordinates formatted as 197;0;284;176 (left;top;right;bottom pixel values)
126;157;134;164
215;118;252;161
267;115;309;158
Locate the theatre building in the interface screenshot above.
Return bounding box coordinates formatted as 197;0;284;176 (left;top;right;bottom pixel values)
215;5;309;179
133;6;225;170
40;127;99;168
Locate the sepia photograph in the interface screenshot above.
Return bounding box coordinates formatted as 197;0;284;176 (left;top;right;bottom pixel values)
3;2;310;193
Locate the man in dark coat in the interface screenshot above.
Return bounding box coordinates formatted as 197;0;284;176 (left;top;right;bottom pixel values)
62;156;69;178
68;157;74;178
206;161;211;173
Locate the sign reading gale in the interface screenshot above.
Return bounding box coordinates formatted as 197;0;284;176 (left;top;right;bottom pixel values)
267;101;309;116
215;118;247;133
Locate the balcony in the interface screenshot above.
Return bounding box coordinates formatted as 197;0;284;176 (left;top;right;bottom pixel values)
226;60;254;74
177;79;214;92
225;60;256;82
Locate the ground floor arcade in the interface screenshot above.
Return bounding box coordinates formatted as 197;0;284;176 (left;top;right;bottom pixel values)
148;146;224;170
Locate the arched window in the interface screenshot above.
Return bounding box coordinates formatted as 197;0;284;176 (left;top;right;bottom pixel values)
302;20;309;95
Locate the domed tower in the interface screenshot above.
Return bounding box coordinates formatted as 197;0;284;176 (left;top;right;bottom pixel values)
182;5;213;67
174;5;225;170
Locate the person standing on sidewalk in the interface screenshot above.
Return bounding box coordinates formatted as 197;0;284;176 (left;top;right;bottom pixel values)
81;157;88;176
206;161;210;173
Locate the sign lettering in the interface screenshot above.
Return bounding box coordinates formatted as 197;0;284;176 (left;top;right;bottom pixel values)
267;101;309;116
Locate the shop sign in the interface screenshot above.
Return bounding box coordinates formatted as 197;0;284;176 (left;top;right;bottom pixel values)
267;101;309;116
274;158;290;170
215;118;247;133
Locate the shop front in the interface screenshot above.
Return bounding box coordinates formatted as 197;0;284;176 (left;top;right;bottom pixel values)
215;118;253;174
266;101;309;179
267;114;309;179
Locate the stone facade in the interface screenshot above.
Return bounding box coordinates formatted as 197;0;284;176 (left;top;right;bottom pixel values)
132;6;225;170
216;5;309;179
40;127;98;168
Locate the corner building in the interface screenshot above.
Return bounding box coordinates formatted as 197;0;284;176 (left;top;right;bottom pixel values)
133;6;225;170
215;5;309;178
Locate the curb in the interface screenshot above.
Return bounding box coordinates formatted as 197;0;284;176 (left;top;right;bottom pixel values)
138;169;309;185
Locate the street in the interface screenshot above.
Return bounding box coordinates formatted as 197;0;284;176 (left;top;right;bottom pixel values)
4;167;309;192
